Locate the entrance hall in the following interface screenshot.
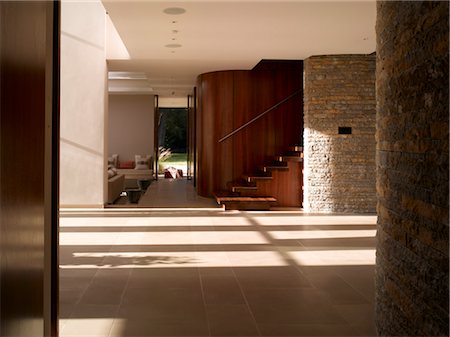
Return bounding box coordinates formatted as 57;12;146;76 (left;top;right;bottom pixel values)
59;210;377;337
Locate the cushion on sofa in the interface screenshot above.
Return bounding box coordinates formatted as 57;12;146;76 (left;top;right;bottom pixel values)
135;154;152;170
107;169;116;178
118;160;135;169
108;154;118;168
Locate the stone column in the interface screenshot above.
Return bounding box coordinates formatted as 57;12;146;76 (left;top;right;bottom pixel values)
376;2;449;336
304;54;376;213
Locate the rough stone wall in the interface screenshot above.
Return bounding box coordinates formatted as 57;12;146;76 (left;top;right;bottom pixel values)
304;54;376;213
376;2;449;336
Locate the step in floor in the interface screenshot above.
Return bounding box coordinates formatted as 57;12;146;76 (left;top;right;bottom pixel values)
214;192;277;210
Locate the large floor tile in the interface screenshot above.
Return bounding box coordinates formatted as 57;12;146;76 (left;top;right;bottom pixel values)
69;304;119;318
244;288;346;324
334;265;376;303
60;318;115;337
334;304;377;336
128;267;200;289
206;304;260;336
201;273;246;305
118;301;208;325
60;303;76;320
78;285;126;305
306;273;369;305
90;269;131;288
233;266;311;289
298;236;376;248
226;250;288;267
59;268;97;289
109;319;210;337
258;323;361;336
60;288;85;307
198;267;235;277
119;288;207;324
121;286;204;305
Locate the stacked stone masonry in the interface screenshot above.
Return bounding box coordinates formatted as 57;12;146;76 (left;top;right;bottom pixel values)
304;54;377;213
376;2;449;336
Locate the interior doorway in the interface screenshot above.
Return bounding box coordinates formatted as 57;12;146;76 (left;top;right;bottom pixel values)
156;107;188;179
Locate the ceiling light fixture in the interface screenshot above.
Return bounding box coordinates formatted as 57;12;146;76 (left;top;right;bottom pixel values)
165;43;182;48
163;7;186;15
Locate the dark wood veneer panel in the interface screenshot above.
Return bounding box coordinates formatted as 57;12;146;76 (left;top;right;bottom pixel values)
1;2;58;336
196;61;303;206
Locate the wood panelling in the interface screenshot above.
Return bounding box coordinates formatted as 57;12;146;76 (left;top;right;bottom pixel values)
231;71;252;181
197;71;238;194
196;61;303;205
1;2;59;336
256;162;303;207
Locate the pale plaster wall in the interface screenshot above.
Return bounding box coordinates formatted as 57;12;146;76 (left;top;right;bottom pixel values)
108;94;155;163
60;0;107;207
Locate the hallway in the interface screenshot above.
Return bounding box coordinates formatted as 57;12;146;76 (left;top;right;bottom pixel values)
108;178;221;209
59;210;377;337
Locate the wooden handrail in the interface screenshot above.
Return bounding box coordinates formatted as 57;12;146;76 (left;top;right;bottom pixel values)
218;90;301;143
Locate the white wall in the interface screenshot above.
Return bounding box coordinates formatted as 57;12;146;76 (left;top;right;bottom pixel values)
60;0;107;207
158;97;188;108
109;94;155;163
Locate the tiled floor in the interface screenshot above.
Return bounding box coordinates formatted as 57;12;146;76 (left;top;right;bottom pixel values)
138;178;220;208
108;178;221;209
60;181;377;337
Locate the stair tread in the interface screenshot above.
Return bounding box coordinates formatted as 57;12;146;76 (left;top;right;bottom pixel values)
286;145;304;152
228;180;257;186
261;165;289;171
216;195;277;202
275;155;303;162
283;152;304;157
243;173;273;180
214;191;275;200
214;144;302;210
232;185;258;191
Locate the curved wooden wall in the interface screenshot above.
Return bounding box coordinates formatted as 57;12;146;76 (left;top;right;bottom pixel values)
196;61;303;197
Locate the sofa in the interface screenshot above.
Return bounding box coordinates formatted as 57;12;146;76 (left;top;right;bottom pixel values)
116;169;153;180
116;169;153;189
107;173;124;204
108;154;153;189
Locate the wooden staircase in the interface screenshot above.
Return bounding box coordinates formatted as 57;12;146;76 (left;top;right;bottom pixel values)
214;146;303;210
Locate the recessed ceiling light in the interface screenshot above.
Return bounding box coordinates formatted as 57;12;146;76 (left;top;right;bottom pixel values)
108;72;148;80
166;44;182;48
163;7;186;15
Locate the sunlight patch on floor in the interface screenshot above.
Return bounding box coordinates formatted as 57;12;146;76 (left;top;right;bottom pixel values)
269;229;377;239
290;249;376;266
60;211;378;337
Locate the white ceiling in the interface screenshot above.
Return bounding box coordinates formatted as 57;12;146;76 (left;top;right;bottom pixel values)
103;0;376;98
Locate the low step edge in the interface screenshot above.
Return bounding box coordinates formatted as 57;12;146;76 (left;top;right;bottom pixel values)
216;196;277;202
231;185;258;192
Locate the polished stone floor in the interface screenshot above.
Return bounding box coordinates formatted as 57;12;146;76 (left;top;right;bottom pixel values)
108;178;221;209
60;181;377;337
138;178;220;209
